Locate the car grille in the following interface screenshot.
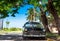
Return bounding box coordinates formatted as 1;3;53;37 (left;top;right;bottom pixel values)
28;31;45;35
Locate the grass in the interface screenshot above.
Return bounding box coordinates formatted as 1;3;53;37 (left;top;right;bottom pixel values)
46;32;58;37
0;30;22;35
0;28;23;35
46;33;60;41
46;32;60;40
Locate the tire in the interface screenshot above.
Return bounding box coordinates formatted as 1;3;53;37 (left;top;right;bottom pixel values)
40;37;47;40
23;37;29;40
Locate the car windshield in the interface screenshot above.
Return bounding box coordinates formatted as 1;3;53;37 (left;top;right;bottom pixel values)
25;23;41;28
25;24;32;27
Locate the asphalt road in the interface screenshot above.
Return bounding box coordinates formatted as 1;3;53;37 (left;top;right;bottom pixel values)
0;35;46;41
0;31;47;41
0;31;58;41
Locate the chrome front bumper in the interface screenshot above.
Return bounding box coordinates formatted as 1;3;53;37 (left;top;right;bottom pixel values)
23;35;46;37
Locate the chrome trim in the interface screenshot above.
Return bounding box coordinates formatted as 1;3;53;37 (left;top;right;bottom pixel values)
23;35;46;37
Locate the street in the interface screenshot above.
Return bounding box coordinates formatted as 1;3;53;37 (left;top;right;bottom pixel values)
0;31;47;41
0;31;58;41
0;35;46;41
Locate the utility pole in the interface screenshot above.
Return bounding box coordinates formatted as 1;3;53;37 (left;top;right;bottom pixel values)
0;19;3;30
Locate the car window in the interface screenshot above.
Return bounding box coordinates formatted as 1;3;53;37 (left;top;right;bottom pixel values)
25;24;32;27
32;24;41;27
25;23;41;27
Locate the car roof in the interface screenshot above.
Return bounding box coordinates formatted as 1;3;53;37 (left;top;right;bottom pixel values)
25;22;40;24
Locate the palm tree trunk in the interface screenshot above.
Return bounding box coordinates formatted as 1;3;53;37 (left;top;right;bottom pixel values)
31;15;34;22
33;8;36;21
48;0;60;35
40;8;50;32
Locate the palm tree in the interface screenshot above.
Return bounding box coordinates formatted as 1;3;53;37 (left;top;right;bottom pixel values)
26;8;34;22
27;8;38;22
27;0;50;32
40;7;50;32
35;1;50;32
6;20;10;28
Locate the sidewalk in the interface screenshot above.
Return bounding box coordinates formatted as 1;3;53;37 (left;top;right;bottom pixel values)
0;40;14;41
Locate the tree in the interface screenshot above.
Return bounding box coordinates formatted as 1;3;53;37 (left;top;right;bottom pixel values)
26;8;34;22
0;0;23;18
1;0;60;34
27;0;50;32
27;8;38;22
0;0;23;30
47;14;54;24
6;20;10;28
47;0;60;34
40;8;50;32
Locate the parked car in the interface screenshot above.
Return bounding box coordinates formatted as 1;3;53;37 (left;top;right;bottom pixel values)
23;22;46;39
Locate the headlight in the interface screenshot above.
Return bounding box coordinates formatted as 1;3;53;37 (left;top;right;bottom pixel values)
24;29;27;31
43;29;45;32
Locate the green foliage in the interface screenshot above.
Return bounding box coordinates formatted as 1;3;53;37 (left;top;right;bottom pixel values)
0;0;23;18
3;28;8;31
53;0;60;16
10;28;17;31
26;8;34;21
46;32;58;38
26;8;39;21
0;0;59;18
28;0;40;8
3;28;22;31
6;21;10;24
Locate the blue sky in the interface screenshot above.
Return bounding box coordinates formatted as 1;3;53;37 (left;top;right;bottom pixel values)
3;4;33;28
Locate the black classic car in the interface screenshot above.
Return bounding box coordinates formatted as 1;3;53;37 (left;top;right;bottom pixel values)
23;22;46;39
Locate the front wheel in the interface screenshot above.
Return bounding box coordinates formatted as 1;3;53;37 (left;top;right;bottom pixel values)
40;37;47;40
